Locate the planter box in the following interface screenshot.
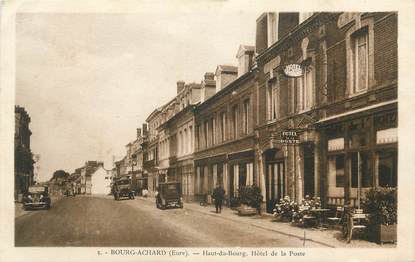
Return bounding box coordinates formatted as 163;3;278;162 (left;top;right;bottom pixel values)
237;206;257;216
369;224;397;244
377;224;397;244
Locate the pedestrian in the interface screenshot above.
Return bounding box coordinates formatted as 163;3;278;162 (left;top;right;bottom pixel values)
212;184;225;213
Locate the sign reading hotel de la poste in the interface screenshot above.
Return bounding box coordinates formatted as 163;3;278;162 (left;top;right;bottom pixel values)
279;130;300;144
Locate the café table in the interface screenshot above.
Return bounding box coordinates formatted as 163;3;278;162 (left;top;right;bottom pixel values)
309;208;331;228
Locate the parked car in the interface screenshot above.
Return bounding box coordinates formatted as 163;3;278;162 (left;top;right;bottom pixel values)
156;182;183;209
112;176;135;200
23;185;51;210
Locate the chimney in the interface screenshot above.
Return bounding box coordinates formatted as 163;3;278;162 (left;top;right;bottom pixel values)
278;12;299;40
236;45;255;77
137;128;142;139
200;73;216;102
142;123;148;137
215;65;237;92
255;12;299;54
177;81;185;94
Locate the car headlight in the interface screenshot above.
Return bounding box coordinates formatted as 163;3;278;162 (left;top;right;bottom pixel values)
40;194;44;199
28;195;32;199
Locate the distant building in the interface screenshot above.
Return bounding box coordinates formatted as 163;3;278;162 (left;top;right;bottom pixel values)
77;161;105;194
14;106;34;199
90;165;111;195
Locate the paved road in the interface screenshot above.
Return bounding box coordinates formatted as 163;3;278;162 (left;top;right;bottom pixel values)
15;196;322;247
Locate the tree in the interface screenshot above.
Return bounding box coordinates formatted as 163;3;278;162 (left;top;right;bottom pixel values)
50;170;70;181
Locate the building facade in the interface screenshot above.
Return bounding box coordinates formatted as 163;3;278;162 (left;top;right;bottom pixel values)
143;110;161;196
193;46;257;204
158;81;202;201
14;106;35;199
90;165;112;195
77;161;105;195
255;12;397;212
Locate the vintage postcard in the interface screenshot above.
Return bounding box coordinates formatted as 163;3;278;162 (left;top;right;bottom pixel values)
1;0;414;261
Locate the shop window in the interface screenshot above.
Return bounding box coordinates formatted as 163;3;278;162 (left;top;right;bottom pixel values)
378;150;397;187
335;155;345;187
239;163;247;187
351;152;372;188
217;164;223;186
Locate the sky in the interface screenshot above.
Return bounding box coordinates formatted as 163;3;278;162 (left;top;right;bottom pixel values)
15;3;259;182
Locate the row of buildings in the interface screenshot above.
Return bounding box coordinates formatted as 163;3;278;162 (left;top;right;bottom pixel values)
49;161;112;196
114;12;397;213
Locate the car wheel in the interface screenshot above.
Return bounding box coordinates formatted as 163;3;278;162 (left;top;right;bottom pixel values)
161;204;166;210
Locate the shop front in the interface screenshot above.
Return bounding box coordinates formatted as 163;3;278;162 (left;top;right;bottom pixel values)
176;159;194;202
194;154;227;204
319;106;397;208
227;150;255;199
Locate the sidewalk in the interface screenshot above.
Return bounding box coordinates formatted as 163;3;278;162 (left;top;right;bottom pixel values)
138;196;394;248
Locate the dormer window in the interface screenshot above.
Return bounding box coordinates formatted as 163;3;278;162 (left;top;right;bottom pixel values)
236;45;255;77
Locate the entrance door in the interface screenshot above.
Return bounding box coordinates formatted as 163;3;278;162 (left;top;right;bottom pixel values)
303;143;315;197
266;161;285;213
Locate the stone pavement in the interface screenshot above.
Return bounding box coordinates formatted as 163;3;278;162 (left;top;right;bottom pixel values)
138;196;395;248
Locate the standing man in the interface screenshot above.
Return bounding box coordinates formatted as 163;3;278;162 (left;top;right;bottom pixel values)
212;184;225;213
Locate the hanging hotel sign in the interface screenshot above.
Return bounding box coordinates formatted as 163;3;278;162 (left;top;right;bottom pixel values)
283;64;303;78
279;130;300;144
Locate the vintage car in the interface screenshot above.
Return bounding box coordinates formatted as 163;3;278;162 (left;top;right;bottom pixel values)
23;185;51;210
113;176;135;200
156;182;183;209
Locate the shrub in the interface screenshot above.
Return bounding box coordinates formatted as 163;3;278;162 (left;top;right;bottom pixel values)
229;197;241;208
362;187;397;226
238;185;263;210
292;195;321;223
273;196;297;221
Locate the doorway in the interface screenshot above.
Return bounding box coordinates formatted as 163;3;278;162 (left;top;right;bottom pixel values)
266;161;285;213
303;143;315;197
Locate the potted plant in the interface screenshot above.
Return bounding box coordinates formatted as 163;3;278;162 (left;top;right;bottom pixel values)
362;187;397;244
291;196;321;227
229;196;241;210
237;185;263;216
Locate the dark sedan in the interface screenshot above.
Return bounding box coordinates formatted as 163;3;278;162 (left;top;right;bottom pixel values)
23;186;51;210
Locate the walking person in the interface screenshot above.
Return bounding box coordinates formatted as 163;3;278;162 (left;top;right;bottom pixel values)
212;184;225;213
